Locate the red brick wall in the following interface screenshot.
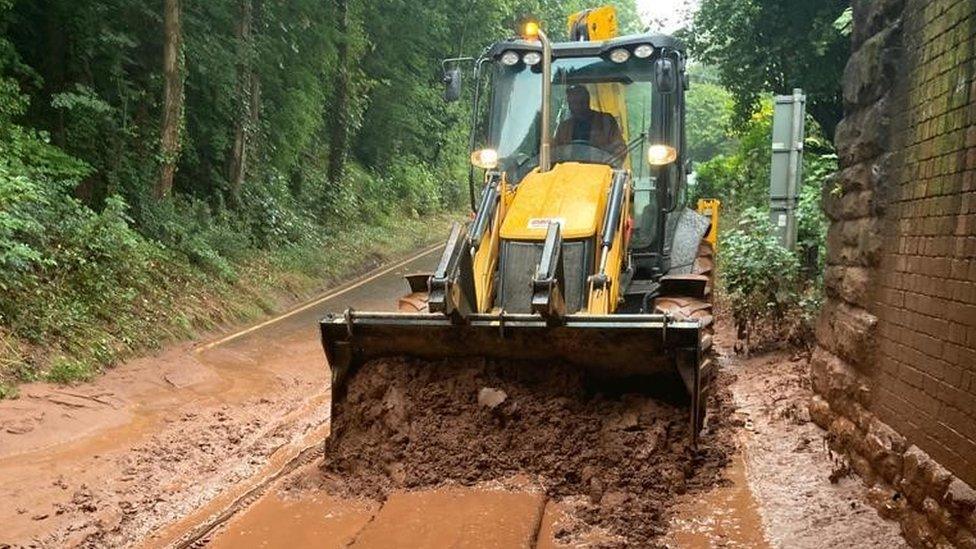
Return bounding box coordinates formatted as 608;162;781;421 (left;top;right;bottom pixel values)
871;0;976;487
813;0;976;544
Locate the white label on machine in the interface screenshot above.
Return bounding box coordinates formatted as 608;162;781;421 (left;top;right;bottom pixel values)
527;217;565;229
777;214;788;227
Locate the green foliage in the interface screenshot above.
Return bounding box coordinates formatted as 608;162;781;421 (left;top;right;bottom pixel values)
685;0;850;137
689;92;835;349
797;151;834;271
721;208;801;325
0;0;640;390
46;356;96;384
720;207;822;350
691;99;773;208
686;64;737;164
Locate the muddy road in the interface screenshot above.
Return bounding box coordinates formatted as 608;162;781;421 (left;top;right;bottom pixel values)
0;247;441;547
0;247;908;548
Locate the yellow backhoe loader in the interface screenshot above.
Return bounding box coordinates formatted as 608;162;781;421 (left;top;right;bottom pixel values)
321;6;719;440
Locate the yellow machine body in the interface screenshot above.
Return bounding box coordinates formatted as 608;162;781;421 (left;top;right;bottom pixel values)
567;6;618;40
492;162;631;314
696;198;721;251
500;163;612;241
322;5;715;442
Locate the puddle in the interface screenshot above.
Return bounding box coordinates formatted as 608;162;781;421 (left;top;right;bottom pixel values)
208;484;548;548
353;487;546;548
209;493;378;549
665;451;770;548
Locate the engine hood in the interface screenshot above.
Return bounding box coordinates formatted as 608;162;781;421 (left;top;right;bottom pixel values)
500;162;613;241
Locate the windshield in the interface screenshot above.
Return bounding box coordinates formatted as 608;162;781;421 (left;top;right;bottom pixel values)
488;54;659;184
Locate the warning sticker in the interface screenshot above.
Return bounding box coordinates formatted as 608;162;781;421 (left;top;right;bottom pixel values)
527;217;565;230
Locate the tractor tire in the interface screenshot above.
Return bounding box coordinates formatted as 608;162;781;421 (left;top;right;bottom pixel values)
654;238;716;435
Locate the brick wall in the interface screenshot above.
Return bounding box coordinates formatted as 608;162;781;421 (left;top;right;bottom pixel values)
875;0;976;484
812;0;976;546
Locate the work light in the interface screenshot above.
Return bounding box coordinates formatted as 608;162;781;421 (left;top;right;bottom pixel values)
523;51;542;66
609;48;630;63
501;51;520;66
647;144;677;166
634;44;654;58
470;148;499;169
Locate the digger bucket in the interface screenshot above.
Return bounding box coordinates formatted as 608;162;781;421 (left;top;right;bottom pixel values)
320;311;708;440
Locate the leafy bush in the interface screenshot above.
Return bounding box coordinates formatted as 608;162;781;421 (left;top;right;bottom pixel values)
1;165;167;350
688;90;835;351
720;206;825;351
45;356;96;384
721;208;800;327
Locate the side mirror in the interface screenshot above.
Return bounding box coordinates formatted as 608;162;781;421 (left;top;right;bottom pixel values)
443;68;462;102
654;58;676;94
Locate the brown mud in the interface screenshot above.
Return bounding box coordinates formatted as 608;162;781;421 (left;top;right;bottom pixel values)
725;350;908;548
303;357;738;546
0;246;444;548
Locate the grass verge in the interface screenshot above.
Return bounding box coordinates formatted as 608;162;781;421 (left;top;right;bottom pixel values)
0;211;459;394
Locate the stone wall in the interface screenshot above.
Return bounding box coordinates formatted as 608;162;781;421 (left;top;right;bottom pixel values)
812;0;976;546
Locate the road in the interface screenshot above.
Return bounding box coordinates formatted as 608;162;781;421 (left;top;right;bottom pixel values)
0;246;443;547
0;244;908;548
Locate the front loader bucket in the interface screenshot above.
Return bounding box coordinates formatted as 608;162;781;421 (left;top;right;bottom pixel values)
320;311;708;440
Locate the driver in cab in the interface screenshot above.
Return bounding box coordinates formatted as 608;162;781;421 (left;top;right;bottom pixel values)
554;85;626;159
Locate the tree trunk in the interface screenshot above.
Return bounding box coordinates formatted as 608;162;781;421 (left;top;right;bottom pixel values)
44;0;66;148
326;0;350;185
156;0;184;200
228;0;255;203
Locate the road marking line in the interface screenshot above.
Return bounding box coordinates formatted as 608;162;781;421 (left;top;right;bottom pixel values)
194;244;443;353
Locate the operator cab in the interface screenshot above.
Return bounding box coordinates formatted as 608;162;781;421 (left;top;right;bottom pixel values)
467;33;688;280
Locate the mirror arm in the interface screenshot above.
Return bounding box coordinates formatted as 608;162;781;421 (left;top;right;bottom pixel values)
441;56;475;71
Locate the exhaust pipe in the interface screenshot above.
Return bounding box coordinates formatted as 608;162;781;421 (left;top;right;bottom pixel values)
524;23;553;173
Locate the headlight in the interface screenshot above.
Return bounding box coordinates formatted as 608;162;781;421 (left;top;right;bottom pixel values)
609;48;630;63
522;51;542;66
501;51;520;66
647;144;678;166
634;44;654;59
470;148;499;169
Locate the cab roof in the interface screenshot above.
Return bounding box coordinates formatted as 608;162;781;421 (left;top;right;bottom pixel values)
485;33;685;60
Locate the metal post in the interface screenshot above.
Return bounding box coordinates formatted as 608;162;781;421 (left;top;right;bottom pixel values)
769;88;806;249
537;29;552;172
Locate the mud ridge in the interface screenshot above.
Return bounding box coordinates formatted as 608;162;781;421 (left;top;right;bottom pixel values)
306;357;738;546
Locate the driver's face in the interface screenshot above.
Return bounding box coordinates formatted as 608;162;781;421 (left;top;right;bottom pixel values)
567;92;589;117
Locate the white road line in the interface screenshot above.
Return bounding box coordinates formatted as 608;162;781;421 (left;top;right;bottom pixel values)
194;244;444;353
